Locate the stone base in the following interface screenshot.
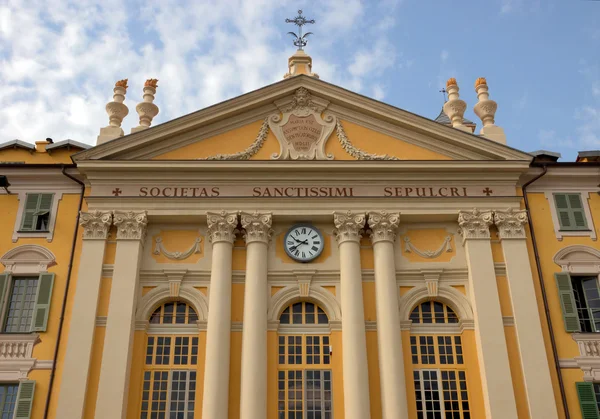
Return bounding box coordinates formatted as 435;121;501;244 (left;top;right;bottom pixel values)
130;126;148;134
97;126;124;145
480;125;506;144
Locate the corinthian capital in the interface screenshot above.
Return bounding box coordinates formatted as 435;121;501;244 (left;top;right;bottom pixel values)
458;209;493;241
333;211;366;244
113;211;148;241
240;211;273;244
368;211;400;244
80;210;112;240
207;211;238;244
494;208;528;240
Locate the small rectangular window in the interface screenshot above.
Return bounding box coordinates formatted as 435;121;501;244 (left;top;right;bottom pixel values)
0;384;19;417
571;276;600;333
554;193;589;231
20;194;54;232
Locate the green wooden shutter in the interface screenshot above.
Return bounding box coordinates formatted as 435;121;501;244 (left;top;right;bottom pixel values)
31;273;54;332
14;380;35;419
555;272;581;332
554;193;588;231
20;194;40;231
569;194;588;230
577;382;600;419
0;273;10;325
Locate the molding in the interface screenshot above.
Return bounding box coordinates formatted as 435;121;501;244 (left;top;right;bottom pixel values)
136;285;209;323
398;285;474;323
153;236;201;260
503;316;515;326
365;321;377;331
571;333;600;381
544;191;597;241
96;317;107;327
33;360;53;370
197;118;269;160
494;263;507;276
0;245;56;274
231;322;243;332
268;285;341;323
11;191;64;243
559;358;579;368
554;245;600;274
400;322;469;334
147;323;204;334
336;119;399;160
403;235;453;258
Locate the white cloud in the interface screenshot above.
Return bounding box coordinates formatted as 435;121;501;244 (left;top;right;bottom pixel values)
575;106;600;147
0;0;404;146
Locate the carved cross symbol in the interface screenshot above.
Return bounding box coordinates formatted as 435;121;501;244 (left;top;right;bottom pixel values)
112;188;122;196
482;187;493;196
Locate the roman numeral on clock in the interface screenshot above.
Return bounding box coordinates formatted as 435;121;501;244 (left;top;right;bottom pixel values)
312;246;318;252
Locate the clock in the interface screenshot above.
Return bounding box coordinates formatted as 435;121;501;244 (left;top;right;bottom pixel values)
284;224;324;262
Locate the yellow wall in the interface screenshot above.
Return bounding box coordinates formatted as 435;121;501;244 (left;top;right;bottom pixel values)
525;190;600;418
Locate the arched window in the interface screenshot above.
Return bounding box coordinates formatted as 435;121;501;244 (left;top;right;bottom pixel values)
149;301;198;324
277;302;333;418
409;300;471;418
140;301;198;419
409;301;458;324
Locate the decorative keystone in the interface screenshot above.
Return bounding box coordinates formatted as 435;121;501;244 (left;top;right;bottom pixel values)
494;209;528;240
333;211;366;244
240;212;273;244
206;211;238;244
458;209;493;241
368;211;400;244
79;210;112;240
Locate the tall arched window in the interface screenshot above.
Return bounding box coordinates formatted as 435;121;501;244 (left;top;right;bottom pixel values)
140;301;199;419
278;301;333;418
409;301;471;419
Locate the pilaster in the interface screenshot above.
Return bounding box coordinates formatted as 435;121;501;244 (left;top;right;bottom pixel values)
334;211;371;419
494;209;559;418
56;211;112;419
95;211;147;419
239;212;272;419
458;209;518;419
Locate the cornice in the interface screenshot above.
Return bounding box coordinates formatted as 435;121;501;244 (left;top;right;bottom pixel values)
74;76;532;162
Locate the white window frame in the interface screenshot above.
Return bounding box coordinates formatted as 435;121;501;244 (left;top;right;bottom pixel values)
12;191;64;243
142;369;196;418
545;191;597;241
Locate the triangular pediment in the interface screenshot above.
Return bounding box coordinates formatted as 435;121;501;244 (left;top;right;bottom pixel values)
73;76;532;162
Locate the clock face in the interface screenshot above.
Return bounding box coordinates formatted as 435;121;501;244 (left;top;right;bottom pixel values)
284;224;324;262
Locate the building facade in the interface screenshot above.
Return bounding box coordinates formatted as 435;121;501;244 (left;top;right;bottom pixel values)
0;138;88;419
3;50;599;419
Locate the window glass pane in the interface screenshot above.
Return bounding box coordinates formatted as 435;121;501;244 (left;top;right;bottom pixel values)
0;384;18;418
4;278;38;333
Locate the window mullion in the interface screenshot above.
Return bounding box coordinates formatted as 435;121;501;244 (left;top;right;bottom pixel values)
436;369;445;417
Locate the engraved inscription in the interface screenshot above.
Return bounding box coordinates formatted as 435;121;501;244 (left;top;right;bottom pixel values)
281;114;323;153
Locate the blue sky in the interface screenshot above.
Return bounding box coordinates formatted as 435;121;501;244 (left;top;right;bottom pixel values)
0;0;598;160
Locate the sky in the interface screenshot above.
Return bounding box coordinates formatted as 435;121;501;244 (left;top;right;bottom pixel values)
0;0;599;161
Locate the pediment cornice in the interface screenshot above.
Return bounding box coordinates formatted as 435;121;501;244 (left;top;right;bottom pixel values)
73;76;532;162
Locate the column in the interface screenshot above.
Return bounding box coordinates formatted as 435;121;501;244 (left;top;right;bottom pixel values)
458;209;518;419
368;211;409;419
95;211;148;419
56;211;112;419
239;212;272;419
201;211;238;419
495;209;559;418
333;211;371;419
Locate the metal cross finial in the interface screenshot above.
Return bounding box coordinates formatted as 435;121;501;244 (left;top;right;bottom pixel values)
439;87;448;103
285;9;315;50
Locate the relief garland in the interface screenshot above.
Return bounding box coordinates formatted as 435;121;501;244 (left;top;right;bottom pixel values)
196;118;270;160
335;120;400;161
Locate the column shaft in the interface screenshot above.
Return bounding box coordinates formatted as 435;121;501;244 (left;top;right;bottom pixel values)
202;211;237;419
459;209;518;419
334;212;371;419
496;209;559;418
239;212;272;419
94;239;144;418
56;211;111;419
